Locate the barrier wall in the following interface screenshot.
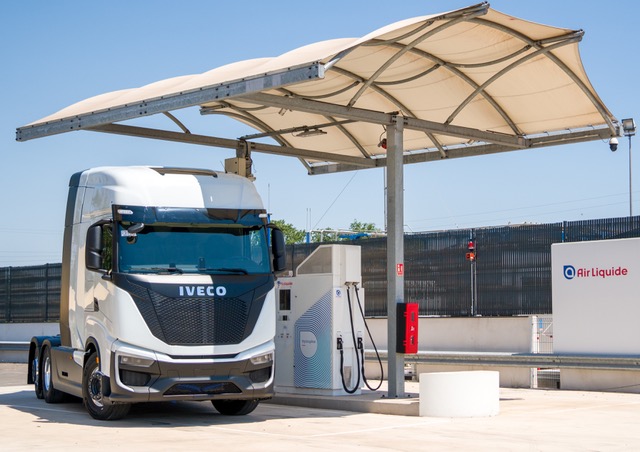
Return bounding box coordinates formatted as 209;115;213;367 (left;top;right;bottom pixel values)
364;316;536;387
366;316;535;353
0;322;59;363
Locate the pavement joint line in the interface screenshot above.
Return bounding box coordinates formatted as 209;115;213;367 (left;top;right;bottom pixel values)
307;419;451;438
261;403;371;417
539;400;640;416
202;425;302;438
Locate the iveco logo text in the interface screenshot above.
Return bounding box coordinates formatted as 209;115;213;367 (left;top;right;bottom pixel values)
563;265;628;280
178;285;227;297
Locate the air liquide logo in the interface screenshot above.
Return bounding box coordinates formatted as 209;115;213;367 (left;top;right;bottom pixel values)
563;264;629;280
178;285;227;297
563;265;576;280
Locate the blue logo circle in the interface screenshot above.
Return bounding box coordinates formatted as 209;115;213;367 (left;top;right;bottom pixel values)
563;265;576;280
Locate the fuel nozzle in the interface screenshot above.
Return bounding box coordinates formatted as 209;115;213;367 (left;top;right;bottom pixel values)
337;336;344;350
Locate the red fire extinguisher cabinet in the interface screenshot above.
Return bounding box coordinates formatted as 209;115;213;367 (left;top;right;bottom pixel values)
396;303;419;354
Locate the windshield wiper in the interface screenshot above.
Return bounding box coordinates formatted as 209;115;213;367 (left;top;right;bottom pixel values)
133;267;184;274
199;267;248;275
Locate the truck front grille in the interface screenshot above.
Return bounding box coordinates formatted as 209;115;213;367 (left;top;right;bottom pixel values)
113;273;273;347
134;290;249;345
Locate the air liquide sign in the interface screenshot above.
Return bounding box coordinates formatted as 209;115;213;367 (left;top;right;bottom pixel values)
552;237;640;356
563;264;629;280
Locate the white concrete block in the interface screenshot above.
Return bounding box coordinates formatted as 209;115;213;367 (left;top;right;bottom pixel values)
419;371;499;417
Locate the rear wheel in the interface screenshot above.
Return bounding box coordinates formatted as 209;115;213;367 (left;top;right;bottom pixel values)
42;346;65;403
82;351;130;421
212;399;259;416
32;353;43;399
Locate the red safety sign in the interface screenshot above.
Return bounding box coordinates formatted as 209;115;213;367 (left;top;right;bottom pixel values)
396;263;404;276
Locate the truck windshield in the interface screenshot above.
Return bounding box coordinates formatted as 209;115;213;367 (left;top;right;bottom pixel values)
116;223;271;275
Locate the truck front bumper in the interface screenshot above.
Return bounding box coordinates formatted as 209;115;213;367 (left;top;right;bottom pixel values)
106;343;274;404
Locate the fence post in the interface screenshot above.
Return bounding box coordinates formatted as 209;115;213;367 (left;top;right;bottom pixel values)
0;267;6;322
45;263;50;321
6;266;11;322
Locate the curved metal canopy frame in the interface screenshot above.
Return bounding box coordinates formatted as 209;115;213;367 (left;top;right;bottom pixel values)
16;2;617;172
444;31;584;127
470;17;615;131
272;4;613;170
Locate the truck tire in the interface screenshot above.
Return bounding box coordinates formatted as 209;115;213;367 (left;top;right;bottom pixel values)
82;351;130;421
212;399;259;415
42;346;65;403
32;353;44;399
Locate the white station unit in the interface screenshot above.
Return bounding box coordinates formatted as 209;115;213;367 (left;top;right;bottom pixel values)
275;245;364;396
552;237;640;354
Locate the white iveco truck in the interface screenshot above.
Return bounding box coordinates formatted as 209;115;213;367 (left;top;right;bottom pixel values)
27;166;286;420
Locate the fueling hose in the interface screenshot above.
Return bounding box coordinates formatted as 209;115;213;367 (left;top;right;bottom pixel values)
354;284;383;391
338;285;361;394
338;284;384;393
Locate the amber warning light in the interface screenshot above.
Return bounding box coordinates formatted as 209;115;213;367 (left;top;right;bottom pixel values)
466;240;476;261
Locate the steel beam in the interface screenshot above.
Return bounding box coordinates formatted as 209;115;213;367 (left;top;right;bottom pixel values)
240;92;529;148
366;351;640;371
89;123;377;168
308;126;612;174
386;116;405;398
16;63;324;142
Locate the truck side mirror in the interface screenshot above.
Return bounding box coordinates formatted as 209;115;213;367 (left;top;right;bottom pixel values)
270;227;286;272
86;224;105;272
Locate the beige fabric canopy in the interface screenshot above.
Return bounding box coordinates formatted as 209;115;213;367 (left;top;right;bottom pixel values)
17;2;617;174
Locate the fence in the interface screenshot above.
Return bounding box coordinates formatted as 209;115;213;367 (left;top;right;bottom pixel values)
1;216;639;322
0;264;61;322
287;216;640;317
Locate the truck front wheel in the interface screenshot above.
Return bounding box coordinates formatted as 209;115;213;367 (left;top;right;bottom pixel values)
212;399;259;415
82;351;130;421
42;346;65;403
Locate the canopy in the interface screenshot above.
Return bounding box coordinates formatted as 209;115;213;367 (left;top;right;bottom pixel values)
16;3;617;174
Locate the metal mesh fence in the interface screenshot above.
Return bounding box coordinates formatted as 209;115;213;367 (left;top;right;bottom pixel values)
1;216;639;322
0;264;61;322
562;216;640;242
288;215;640;317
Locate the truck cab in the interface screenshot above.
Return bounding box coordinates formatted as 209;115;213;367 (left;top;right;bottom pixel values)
28;166;286;420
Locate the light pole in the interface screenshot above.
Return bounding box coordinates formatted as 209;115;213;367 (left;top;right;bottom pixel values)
622;118;636;216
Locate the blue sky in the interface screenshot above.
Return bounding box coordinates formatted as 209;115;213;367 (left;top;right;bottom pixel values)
1;1;639;266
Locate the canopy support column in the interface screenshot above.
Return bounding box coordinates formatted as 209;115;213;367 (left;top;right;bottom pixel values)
386;115;405;398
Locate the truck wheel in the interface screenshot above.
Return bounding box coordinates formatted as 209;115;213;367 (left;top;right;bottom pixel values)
42;346;65;403
212;399;259;415
32;353;44;399
82;351;130;421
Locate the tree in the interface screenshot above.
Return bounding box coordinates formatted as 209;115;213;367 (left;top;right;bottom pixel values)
272;219;306;245
349;220;378;233
311;228;338;243
271;219;382;244
312;220;382;242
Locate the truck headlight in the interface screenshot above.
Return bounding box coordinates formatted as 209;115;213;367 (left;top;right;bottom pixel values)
250;351;273;366
118;354;155;368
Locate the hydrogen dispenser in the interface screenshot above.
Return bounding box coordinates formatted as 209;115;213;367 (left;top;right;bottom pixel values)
275;245;365;396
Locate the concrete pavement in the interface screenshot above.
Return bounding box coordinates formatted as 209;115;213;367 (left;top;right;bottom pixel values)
1;363;639;450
